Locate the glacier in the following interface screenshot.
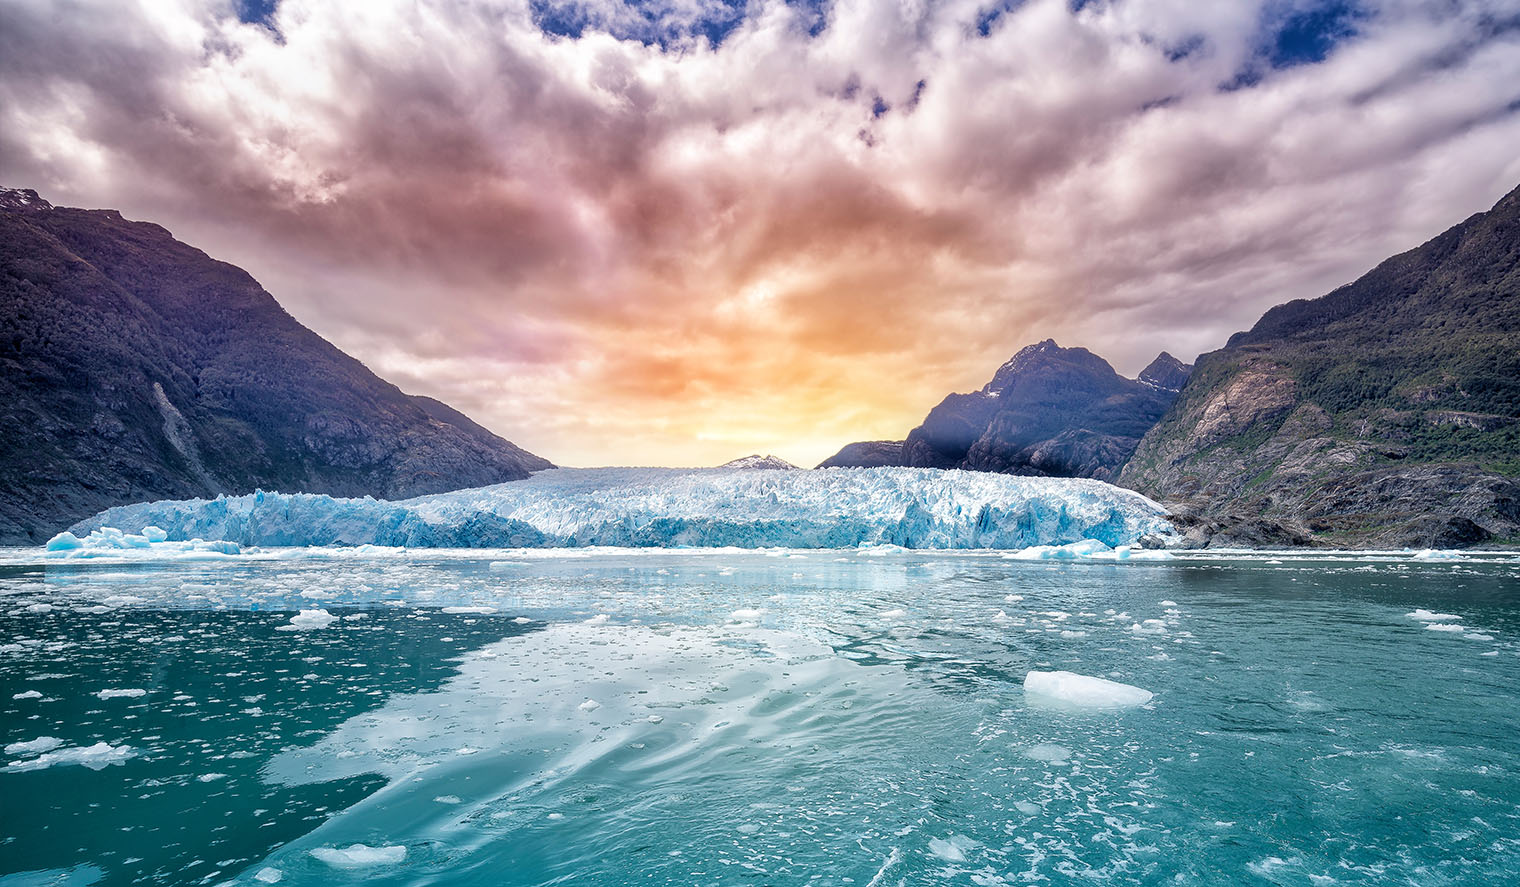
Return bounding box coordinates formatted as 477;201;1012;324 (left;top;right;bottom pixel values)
67;467;1173;550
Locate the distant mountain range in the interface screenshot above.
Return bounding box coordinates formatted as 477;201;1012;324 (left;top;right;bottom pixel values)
820;341;1191;483
718;454;799;470
1122;183;1520;548
0;188;550;544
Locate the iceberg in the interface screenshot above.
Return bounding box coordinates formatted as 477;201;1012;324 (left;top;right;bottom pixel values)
70;467;1173;550
45;526;241;559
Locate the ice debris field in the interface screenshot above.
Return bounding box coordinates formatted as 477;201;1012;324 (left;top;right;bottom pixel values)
63;467;1174;551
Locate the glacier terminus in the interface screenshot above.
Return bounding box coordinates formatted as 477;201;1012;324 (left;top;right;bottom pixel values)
63;467;1174;551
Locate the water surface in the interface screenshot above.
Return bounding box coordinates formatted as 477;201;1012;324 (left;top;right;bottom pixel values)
2;549;1518;885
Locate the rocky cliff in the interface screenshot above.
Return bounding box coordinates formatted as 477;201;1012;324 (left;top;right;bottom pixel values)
0;188;551;544
1120;183;1520;548
820;340;1189;482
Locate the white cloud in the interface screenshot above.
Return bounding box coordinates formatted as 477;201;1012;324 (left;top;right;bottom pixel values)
2;0;1518;466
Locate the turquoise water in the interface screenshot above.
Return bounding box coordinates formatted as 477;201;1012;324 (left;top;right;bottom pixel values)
2;548;1519;886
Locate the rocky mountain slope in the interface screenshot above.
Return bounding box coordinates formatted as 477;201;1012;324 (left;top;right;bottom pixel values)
817;440;905;469
0;188;551;544
820;342;1189;482
1121;183;1520;548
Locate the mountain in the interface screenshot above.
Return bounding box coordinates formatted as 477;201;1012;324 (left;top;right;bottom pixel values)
817;441;905;468
718;454;800;470
819;340;1189;482
1138;352;1193;392
0;187;551;544
1120;183;1520;548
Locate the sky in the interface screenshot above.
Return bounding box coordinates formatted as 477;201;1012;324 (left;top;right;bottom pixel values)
3;0;1520;468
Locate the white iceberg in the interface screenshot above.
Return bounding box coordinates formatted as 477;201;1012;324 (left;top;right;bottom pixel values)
45;526;241;559
283;609;338;630
309;844;407;868
69;467;1172;550
1023;670;1153;708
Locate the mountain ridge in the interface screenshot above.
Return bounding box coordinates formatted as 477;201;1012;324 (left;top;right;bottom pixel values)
1120;182;1520;548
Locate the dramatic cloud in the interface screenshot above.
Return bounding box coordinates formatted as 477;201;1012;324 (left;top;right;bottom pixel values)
3;0;1519;466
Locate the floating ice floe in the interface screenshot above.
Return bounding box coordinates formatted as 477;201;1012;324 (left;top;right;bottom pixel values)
71;467;1173;550
1408;609;1461;622
3;741;133;773
309;845;407;868
1022;743;1073;763
927;835;978;863
1023;670;1153;708
282;609;338;630
1005;540;1172;561
95;688;147;700
1412;549;1462;561
5;736;62;756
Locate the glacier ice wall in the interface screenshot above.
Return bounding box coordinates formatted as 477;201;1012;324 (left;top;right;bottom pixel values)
71;467;1173;550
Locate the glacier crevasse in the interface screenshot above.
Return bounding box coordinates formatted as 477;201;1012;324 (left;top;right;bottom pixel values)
70;467;1173;550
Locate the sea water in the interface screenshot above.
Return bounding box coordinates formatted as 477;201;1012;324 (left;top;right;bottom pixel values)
1;548;1518;885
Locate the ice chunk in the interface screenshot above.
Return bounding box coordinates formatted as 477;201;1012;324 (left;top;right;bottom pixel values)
72;467;1173;550
1022;743;1072;763
927;835;977;862
3;741;133;773
5;736;63;756
1024;670;1153;708
95;688;147;700
141;525;168;542
1006;539;1112;560
310;844;407;868
45;532;82;551
1425;623;1466;633
1412;549;1460;560
1408;609;1461;622
441;606;496;614
11;690;43;700
253;867;283;883
284;609;337;630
